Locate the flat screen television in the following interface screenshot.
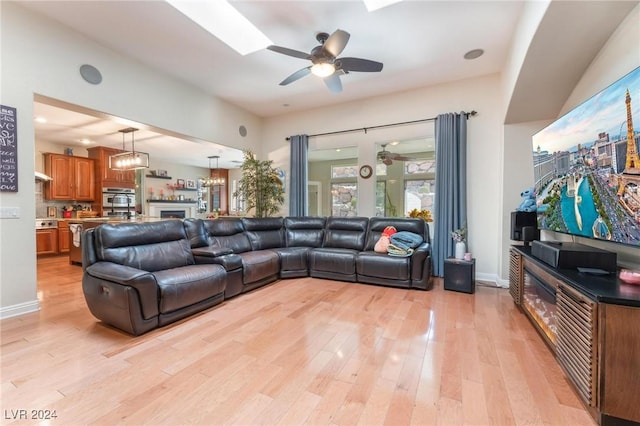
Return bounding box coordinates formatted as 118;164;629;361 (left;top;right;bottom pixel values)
531;66;640;248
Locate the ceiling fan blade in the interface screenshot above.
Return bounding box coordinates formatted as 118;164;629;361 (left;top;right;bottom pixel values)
267;45;311;60
337;57;383;72
322;29;350;58
323;73;342;93
383;158;393;166
390;155;413;161
280;67;311;86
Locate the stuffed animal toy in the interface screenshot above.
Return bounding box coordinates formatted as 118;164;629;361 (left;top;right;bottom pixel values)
517;187;537;212
374;226;397;253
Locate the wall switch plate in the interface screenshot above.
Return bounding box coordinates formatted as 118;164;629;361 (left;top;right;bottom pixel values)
0;207;20;219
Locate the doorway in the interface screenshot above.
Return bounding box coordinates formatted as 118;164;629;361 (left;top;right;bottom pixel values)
308;181;321;216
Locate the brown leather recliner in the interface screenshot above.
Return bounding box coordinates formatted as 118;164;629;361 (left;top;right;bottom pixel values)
82;220;226;335
185;218;280;295
83;216;433;336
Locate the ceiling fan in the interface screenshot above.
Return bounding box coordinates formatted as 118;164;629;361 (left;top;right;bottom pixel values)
267;29;383;93
378;144;414;165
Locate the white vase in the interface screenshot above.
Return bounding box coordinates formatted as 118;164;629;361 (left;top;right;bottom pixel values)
455;241;466;260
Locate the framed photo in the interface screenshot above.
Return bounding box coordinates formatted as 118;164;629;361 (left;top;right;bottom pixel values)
176;178;185;189
186;179;196;189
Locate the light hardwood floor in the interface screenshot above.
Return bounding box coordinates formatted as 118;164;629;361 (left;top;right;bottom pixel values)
0;256;595;425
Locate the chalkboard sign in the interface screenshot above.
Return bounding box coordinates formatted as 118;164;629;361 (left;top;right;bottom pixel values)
0;105;18;192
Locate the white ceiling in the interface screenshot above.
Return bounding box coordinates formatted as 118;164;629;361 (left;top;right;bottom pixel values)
21;0;524;117
22;1;637;168
33;100;245;169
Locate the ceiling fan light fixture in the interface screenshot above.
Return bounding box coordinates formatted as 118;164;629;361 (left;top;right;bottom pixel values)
311;62;335;78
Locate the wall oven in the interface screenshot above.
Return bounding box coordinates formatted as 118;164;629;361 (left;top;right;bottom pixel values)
102;187;135;217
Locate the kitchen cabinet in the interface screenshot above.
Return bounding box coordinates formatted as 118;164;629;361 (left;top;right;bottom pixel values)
36;229;58;256
58;221;70;254
44;153;95;201
87;146;135;188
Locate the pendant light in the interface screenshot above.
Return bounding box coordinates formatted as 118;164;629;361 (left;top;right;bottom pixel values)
109;127;150;171
201;155;225;187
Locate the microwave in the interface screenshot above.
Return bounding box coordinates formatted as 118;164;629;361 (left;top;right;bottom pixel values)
102;188;135;208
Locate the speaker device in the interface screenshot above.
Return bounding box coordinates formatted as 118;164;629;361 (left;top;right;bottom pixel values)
510;211;538;241
531;240;617;272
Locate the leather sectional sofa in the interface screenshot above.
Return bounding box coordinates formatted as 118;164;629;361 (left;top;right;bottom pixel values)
82;216;432;335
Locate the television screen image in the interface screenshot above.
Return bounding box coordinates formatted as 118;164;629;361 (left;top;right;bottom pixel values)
532;66;640;247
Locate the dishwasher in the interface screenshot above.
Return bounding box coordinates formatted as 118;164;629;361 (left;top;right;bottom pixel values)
68;223;83;265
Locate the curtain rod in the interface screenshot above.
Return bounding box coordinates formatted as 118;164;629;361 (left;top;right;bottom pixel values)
286;110;477;141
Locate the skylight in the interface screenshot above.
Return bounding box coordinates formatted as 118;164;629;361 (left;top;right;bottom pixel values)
166;0;272;55
362;0;403;12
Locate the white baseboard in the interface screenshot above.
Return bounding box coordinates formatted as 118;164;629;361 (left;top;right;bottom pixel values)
476;272;509;288
0;300;40;320
495;277;509;288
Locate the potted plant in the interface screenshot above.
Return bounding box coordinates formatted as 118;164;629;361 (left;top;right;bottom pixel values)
408;208;433;222
234;151;284;218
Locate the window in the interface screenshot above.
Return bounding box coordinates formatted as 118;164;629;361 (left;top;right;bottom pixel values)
230;179;245;214
405;179;435;216
375;181;386;216
331;165;358;178
405;159;435;175
331;183;357;216
375;152;435;218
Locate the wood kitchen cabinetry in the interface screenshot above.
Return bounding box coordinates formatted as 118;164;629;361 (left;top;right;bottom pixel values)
509;247;640;425
36;229;58;256
87;146;135;188
57;221;70;254
44;154;95;201
88;146;135;215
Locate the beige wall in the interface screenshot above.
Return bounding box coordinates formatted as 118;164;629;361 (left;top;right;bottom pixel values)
2;1;638;316
0;3;262;317
497;4;640;282
263;74;504;282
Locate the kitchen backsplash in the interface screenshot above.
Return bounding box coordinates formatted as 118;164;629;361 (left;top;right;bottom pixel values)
35;181;92;218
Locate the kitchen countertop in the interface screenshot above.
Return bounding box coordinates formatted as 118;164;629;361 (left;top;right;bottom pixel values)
58;217;171;224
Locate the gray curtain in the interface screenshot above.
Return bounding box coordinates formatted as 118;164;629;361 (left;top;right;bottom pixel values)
433;113;467;276
289;134;309;216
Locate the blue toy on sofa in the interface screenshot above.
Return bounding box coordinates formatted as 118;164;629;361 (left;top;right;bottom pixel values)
516;188;537;212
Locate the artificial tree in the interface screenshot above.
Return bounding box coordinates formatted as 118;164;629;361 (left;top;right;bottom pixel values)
234;150;284;217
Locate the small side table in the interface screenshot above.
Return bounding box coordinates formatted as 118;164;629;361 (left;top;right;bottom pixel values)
444;257;476;294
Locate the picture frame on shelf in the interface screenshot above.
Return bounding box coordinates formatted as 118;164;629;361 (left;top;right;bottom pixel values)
176;179;185;189
156;169;168;177
186;179;196;189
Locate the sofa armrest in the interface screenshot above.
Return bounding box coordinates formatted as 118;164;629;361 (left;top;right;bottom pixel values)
408;242;432;289
410;242;430;280
193;251;243;271
192;246;234;258
85;261;159;318
86;261;148;282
